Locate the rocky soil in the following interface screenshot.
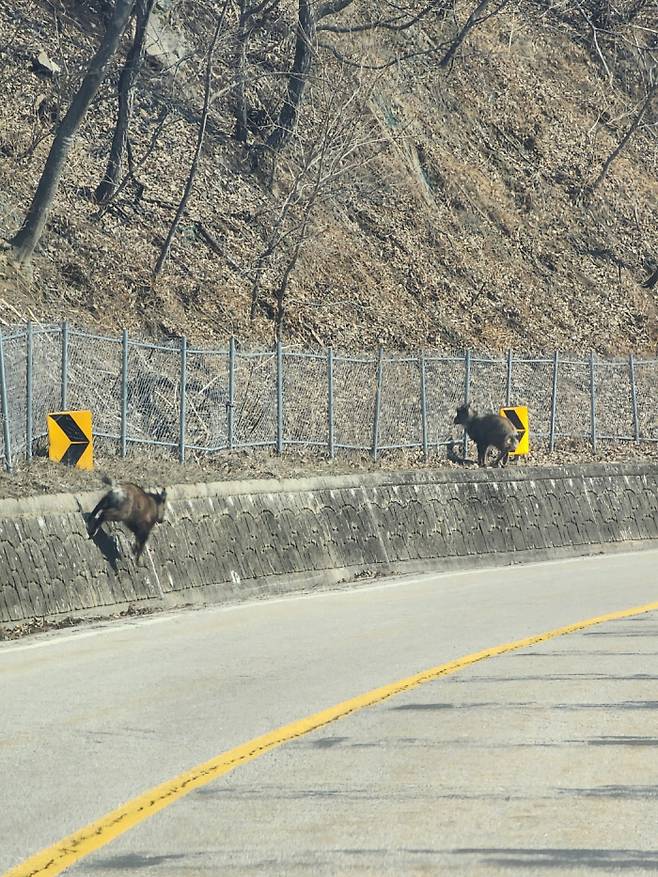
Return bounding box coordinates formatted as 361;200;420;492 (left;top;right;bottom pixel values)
0;0;656;355
0;439;656;501
0;0;655;498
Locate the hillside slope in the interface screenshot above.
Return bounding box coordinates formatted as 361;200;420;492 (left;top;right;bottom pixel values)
0;0;656;353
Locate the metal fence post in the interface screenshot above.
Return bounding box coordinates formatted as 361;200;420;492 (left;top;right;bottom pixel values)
549;350;559;453
505;349;513;407
179;335;187;464
276;341;284;454
327;346;335;459
0;330;12;472
462;349;471;458
420;350;428;460
227;336;235;450
372;346;384;461
629;353;640;442
26;321;33;461
590;350;597;451
120;329;129;457
60;320;69;410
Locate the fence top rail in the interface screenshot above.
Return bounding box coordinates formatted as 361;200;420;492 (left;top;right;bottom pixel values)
188;347;229;356
2;322;658;365
556;357;593;366
381;355;420;364
467;354;506;364
334;354;377;365
555;355;642;367
0;331;27;343
423;354;466;364
30;324;62;335
129;339;178;353
284;350;326;361
3;322;59;334
333;352;419;364
235;349;276;361
69;328;123;345
593;360;638;368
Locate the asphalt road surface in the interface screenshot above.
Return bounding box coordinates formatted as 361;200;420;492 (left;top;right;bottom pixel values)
2;549;658;876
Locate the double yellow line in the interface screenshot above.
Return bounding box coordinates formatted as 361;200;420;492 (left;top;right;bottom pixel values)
7;597;658;877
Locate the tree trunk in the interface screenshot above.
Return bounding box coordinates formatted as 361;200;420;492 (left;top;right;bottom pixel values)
9;0;135;266
94;0;155;205
233;2;250;143
265;0;316;153
641;265;658;289
439;0;506;69
153;3;228;280
588;81;657;194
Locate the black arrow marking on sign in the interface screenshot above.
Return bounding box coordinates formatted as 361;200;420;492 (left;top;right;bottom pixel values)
502;408;525;431
61;441;89;467
52;413;89;444
52;413;90;466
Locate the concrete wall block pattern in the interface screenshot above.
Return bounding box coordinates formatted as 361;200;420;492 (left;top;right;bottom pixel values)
1;463;657;625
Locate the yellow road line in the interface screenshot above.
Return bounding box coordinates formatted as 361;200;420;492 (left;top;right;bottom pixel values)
6;597;658;877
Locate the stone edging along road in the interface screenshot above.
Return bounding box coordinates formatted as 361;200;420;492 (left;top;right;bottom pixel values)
0;462;656;627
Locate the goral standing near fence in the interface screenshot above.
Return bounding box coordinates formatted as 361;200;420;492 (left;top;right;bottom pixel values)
0;322;656;471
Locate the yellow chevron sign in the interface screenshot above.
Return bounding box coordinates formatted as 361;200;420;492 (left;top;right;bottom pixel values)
499;405;529;455
47;410;94;469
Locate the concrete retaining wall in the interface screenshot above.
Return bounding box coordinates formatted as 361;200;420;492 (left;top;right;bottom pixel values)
1;463;657;626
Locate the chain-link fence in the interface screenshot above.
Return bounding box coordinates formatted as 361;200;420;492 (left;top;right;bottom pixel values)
0;322;656;471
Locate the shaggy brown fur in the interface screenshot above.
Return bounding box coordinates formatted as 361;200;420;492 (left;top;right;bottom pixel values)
453;403;519;467
87;477;167;559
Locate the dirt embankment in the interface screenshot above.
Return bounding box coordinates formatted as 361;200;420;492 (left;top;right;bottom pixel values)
1;438;656;501
0;1;656;498
0;0;656;355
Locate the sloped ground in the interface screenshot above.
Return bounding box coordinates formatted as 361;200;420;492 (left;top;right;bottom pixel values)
0;0;655;354
0;1;656;499
0;438;656;500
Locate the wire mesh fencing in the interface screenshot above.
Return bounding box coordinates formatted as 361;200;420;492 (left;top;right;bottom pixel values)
0;321;657;472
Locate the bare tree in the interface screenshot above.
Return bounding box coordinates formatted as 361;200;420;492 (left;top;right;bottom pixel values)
248;0;511;160
264;0;316;153
234;0;253;144
260;0;437;157
5;0;136;267
248;66;387;339
153;1;229;280
439;0;512;68
94;0;156;205
232;0;279;143
588;74;656;193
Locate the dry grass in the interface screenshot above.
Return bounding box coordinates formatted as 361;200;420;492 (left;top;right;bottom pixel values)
1;438;656;501
0;0;655;354
0;0;656;497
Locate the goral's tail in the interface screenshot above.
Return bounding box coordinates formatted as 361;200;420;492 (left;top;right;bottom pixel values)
100;473;126;506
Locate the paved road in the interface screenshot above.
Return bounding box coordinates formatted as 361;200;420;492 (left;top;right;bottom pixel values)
2;550;658;876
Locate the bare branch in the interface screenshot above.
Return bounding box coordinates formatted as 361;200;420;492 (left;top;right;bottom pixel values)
153;1;230;280
439;0;513;68
588;76;657;193
317;1;441;34
7;0;136;267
